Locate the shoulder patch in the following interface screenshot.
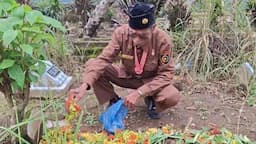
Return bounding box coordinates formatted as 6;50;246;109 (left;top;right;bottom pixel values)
160;50;170;64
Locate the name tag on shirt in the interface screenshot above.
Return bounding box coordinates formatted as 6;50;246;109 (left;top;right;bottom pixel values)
120;54;134;60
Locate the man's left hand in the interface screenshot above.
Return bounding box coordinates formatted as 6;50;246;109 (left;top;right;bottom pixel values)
124;91;140;109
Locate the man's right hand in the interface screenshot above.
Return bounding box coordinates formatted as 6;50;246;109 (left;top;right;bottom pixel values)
68;83;88;102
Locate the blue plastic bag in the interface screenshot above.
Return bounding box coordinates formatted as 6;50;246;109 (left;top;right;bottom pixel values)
99;99;128;134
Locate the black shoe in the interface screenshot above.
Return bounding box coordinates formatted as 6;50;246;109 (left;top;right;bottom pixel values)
144;96;160;119
108;95;121;107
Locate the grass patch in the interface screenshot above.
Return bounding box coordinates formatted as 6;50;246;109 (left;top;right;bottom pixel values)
171;0;255;80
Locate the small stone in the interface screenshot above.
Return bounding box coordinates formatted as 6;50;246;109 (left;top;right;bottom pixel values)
220;112;225;117
214;108;221;112
185;106;197;111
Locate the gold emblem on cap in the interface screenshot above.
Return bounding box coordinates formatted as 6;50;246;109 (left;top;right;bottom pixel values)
142;18;149;24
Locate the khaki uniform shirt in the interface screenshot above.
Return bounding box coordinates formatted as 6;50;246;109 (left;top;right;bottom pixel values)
82;24;175;97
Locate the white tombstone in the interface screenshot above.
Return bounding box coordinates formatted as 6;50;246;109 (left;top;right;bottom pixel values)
235;62;255;88
28;61;73;142
30;61;73;97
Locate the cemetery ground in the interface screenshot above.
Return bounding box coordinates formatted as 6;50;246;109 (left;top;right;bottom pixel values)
1;72;256;141
1;1;256;143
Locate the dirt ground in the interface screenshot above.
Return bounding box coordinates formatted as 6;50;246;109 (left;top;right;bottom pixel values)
0;68;255;142
0;21;255;142
63;24;254;141
63;21;256;141
78;76;256;140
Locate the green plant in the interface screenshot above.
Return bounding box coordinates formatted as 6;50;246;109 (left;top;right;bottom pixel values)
45;33;74;72
248;82;256;106
209;0;223;28
118;0;165;16
40;123;256;143
84;113;97;126
232;0;250;30
173;0;255;80
33;0;65;21
106;8;113;22
163;0;191;32
246;0;256;28
247;0;256;13
74;46;103;60
0;0;64;142
0;99;58;144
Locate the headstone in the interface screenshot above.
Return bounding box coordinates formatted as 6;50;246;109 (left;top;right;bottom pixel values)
235;62;255;87
28;61;72;142
27;109;69;144
30;61;73;97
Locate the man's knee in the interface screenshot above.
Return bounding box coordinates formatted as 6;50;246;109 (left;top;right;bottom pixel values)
166;89;181;106
165;87;181;107
155;84;182;110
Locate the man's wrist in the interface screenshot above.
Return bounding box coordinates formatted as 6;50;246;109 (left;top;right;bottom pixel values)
81;83;90;90
137;89;144;97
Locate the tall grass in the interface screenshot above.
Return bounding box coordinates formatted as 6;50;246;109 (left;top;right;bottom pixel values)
33;0;65;22
0;92;97;143
171;0;255;80
45;32;76;74
0;101;55;143
248;78;256;106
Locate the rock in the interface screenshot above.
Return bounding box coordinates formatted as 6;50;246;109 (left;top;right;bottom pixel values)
185;106;197;111
220;112;225;117
27;108;68;144
27;109;43;144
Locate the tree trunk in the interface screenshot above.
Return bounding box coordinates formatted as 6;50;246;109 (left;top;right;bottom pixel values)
0;74;30;143
75;0;89;26
84;0;116;37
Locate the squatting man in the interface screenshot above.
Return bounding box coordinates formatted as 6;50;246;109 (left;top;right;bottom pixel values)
68;2;182;119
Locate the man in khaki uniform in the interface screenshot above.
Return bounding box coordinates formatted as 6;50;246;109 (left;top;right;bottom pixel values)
69;2;181;119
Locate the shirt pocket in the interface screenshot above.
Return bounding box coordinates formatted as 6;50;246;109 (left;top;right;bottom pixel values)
119;53;134;73
119;48;134;68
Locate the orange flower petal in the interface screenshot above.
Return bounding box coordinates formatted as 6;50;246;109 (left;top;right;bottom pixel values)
108;134;115;141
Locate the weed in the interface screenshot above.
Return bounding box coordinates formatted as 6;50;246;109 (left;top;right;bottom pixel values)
248;82;256;106
171;0;255;80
